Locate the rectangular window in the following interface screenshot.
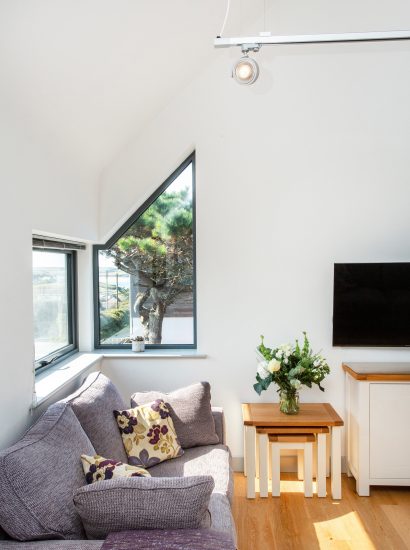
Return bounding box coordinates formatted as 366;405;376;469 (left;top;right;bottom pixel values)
94;153;196;349
33;248;77;369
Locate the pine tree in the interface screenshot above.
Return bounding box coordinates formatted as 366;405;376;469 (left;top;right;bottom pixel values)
104;187;193;343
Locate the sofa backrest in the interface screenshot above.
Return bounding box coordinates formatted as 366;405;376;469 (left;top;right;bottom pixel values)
63;372;128;464
0;403;95;541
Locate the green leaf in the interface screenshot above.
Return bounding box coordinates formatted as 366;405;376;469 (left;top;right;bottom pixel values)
253;382;263;395
288;365;305;378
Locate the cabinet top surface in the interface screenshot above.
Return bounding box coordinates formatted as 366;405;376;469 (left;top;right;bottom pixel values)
342;362;410;380
242;403;343;426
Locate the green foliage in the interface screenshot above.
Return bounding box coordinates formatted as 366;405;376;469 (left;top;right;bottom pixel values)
100;306;130;341
254;332;330;396
105;185;193;301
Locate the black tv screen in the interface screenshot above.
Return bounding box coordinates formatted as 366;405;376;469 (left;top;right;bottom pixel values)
333;263;410;346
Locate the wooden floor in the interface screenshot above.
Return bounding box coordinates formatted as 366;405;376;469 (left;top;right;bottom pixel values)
232;473;410;550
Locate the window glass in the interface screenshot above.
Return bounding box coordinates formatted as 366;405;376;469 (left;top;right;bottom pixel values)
96;157;195;347
33;250;75;366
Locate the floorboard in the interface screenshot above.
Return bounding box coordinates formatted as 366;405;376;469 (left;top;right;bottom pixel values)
232;473;410;550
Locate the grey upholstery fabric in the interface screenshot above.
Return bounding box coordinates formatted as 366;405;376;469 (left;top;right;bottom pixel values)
211;407;225;444
148;444;234;503
0;542;103;549
63;372;128;464
130;382;219;449
208;494;237;546
73;476;215;539
0;403;95;541
101;529;235;550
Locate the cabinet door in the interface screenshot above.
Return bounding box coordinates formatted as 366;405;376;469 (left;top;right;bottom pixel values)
370;383;410;479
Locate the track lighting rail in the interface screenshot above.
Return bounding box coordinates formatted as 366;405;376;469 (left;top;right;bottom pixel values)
215;29;410;48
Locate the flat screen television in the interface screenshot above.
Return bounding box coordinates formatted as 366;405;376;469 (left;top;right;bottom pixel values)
333;263;410;346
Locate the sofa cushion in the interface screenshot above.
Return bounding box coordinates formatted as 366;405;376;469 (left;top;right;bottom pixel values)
101;529;235;550
0;403;95;541
211;407;225;444
130;382;219;449
0;543;103;549
148;444;234;503
63;372;128;464
73;476;214;539
81;454;150;484
114;400;183;468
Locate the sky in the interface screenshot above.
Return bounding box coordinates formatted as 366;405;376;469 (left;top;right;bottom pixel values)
33;250;66;269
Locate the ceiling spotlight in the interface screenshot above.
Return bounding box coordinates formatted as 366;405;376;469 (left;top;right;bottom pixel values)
232;55;259;85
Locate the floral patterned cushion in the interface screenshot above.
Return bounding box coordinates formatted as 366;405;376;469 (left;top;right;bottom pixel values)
114;400;184;468
81;454;151;484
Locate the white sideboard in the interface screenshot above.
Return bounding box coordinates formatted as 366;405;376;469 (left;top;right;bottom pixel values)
343;362;410;496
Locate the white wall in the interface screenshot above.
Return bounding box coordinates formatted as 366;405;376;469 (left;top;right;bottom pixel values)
1;0;410;462
100;24;410;463
0;107;98;449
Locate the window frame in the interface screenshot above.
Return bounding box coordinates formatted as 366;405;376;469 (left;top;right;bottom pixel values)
33;247;78;373
93;152;197;350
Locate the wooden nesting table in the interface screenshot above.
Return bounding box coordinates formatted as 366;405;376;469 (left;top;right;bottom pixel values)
242;403;344;499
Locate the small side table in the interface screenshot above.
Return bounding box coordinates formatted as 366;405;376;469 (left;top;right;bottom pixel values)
242;402;344;499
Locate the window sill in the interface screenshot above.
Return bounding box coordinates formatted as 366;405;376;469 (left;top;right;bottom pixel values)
34;353;103;408
101;349;207;359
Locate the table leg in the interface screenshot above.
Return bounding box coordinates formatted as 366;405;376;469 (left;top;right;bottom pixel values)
326;432;330;477
317;433;327;497
245;425;256;498
331;426;342;499
255;431;260;479
271;443;280;497
243;427;247;477
259;434;269;497
312;439;317;480
304;441;313;498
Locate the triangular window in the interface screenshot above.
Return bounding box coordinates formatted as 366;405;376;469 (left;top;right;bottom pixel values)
94;153;196;348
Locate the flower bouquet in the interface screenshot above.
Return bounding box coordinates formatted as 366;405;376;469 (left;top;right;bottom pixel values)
254;332;330;414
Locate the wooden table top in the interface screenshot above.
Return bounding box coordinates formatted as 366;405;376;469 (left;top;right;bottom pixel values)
242;403;344;427
342;362;410;381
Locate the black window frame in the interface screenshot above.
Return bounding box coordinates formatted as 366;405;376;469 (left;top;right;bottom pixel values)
33;247;78;373
93;152;197;350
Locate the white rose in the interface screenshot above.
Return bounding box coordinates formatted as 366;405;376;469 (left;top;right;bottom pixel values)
290;379;302;390
276;350;282;358
268;359;281;373
257;363;270;379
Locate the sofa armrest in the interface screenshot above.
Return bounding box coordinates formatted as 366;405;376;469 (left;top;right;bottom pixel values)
212;407;225;445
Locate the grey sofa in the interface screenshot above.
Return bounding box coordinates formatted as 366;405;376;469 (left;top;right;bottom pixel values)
0;373;235;549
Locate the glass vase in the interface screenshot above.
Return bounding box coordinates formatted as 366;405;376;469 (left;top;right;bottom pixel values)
279;389;300;415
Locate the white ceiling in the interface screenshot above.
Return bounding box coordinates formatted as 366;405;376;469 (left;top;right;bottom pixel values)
1;0;409;182
0;1;228;177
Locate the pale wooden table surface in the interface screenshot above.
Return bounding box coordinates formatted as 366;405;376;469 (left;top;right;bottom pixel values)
242;402;344;500
242;402;344;427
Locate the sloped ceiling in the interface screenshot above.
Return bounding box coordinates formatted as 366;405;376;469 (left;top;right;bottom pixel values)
1;0;409;183
0;1;229;177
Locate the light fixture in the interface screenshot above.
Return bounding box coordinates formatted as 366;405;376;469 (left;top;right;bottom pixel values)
231;43;260;85
216;0;410;84
232;55;259;85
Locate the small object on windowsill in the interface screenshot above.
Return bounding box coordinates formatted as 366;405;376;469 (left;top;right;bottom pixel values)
131;336;145;353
